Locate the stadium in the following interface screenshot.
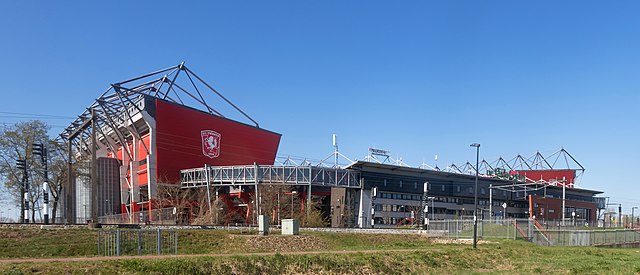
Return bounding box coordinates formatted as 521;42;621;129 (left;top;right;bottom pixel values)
60;63;606;228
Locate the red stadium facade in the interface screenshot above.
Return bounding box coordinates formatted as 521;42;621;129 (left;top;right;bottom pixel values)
61;64;281;223
104;97;281;217
517;170;577;187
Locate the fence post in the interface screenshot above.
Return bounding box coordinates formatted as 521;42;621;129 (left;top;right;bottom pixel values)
157;229;162;255
137;230;142;255
116;230;121;256
513;219;516;240
175;231;178;254
97;230;101;256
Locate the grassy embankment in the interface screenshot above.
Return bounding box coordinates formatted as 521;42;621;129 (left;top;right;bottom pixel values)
0;228;434;258
1;227;640;274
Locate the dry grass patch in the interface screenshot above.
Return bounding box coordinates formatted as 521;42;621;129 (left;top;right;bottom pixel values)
245;235;328;252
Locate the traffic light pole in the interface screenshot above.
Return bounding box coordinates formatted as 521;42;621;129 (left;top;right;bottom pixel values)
23;163;29;223
33;143;50;224
19;163;25;223
42;147;50;224
16;159;28;223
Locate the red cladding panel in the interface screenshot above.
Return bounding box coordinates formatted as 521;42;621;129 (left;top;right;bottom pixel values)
516;170;576;186
155;99;281;183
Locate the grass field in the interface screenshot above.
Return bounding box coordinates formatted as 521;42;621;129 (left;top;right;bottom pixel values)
1;227;640;274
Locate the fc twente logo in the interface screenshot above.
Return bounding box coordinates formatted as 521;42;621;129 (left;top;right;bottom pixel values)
201;130;221;159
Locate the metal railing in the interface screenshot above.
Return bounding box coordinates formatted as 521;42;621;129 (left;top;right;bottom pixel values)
97;229;178;256
424;219;519;239
532;229;640;246
98;208;179;225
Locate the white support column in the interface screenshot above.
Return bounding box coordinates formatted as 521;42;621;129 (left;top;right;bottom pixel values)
562;176;566;226
119;146;131;221
357;188;371;228
131;135;140;223
141;111;157;204
205;164;212;216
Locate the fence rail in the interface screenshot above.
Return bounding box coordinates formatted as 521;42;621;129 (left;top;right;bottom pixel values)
532;229;640;246
98;208;179;225
97;229;178;256
424;218;640;247
424;219;519;239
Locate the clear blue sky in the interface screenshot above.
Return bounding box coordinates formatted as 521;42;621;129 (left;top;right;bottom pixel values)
0;1;639;219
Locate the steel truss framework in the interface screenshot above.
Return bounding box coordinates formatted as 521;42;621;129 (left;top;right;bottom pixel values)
60;62;258;151
180;165;361;189
439;148;585;186
59;63;258;223
271;148;586;188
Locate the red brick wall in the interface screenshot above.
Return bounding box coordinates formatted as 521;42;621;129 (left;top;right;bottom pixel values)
530;195;597;221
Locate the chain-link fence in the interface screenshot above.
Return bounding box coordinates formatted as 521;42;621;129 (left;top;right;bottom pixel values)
97;229;178;256
532;229;640;246
98;208;179;225
424;219;519;239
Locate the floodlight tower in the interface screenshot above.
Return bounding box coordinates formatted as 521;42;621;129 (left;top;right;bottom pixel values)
470;143;480;249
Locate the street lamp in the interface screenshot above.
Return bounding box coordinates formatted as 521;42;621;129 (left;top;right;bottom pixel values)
632;207;638;229
427;197;436;220
470;143;480;249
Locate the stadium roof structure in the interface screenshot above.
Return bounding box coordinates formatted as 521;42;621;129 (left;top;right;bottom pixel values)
346;160;602;196
59;62;257;157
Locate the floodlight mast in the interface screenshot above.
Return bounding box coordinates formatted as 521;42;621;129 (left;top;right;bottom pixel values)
470;143;480;249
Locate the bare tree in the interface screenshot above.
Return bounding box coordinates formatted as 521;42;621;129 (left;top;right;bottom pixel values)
0;120;49;222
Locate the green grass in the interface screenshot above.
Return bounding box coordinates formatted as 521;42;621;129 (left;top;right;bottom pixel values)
0;228;436;258
0;228;97;258
2;240;640;274
2;227;640;274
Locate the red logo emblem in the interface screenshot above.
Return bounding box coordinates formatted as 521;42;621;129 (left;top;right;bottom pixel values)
201;130;221;158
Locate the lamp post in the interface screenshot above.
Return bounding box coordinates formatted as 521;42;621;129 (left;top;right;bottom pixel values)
632;207;638;229
470;143;480;249
290;190;297;218
428;197;436;220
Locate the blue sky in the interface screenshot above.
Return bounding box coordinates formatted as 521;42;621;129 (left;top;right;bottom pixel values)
0;1;639;218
